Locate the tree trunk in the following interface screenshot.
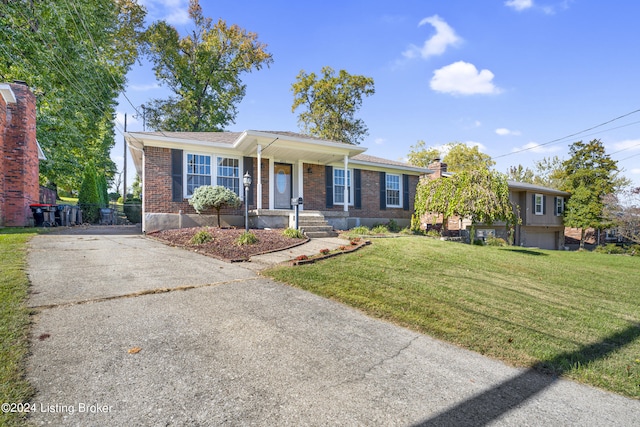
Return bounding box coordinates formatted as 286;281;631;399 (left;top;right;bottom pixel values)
216;208;221;228
579;228;585;250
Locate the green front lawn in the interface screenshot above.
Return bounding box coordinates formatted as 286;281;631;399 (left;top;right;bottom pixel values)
0;228;38;426
265;237;640;398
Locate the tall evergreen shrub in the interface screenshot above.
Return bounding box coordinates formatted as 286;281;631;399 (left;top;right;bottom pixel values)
78;165;101;223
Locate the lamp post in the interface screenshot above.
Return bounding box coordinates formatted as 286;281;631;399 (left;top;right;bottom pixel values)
243;172;252;232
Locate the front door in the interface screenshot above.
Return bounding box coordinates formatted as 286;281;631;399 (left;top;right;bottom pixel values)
274;163;292;209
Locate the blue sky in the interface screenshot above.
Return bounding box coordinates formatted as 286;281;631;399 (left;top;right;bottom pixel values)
114;0;640;189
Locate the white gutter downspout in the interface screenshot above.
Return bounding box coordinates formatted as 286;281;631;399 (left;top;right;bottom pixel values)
257;144;262;209
344;155;349;213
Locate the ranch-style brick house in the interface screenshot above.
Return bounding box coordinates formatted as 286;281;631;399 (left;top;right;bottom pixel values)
126;130;429;235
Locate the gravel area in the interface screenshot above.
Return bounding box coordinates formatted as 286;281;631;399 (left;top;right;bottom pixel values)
149;227;307;261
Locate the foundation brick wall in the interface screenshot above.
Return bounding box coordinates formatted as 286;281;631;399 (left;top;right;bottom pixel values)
1;83;39;227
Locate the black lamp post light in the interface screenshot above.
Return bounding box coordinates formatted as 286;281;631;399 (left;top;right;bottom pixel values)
243;172;252;232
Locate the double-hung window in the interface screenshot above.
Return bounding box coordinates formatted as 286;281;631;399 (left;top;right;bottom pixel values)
534;194;544;215
186;154;211;196
386;174;401;207
555;196;565;216
186;154;240;197
333;169;352;205
217;157;239;195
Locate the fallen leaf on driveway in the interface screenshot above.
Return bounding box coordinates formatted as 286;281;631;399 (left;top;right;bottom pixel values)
127;347;142;354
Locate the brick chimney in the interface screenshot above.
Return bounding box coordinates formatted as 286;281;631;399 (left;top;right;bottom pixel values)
0;82;39;226
428;158;448;179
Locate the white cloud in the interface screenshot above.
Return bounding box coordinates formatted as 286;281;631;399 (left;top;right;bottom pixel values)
403;15;462;60
430;61;502;95
631;168;640;175
495;128;521;136
140;0;190;25
374;138;385;145
613;139;640;152
505;0;534;11
129;83;161;91
512;142;561;153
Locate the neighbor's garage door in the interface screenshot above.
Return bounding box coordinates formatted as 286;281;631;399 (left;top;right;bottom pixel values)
526;232;557;250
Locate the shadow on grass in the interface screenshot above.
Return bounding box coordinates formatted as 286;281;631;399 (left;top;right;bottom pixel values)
412;323;640;426
499;248;548;256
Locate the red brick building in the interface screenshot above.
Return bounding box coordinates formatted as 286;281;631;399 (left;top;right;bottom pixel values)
0;82;43;227
126;131;428;234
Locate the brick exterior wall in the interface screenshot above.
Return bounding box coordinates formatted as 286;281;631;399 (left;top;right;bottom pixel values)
302;164;416;219
1;83;38;226
143;150;417;224
143;146;245;216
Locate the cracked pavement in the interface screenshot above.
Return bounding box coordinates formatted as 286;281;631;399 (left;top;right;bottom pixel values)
25;227;640;426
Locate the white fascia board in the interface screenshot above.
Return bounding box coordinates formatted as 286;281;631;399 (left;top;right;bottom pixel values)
125;132;236;151
238;130;367;157
347;159;432;175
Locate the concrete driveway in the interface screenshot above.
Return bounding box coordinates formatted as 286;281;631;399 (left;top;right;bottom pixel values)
25;227;639;426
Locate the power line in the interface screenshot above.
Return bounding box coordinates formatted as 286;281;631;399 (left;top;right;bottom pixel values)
494;108;640;159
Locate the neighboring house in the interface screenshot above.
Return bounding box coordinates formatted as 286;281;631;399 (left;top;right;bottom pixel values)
126;130;430;234
424;160;570;250
0;81;44;227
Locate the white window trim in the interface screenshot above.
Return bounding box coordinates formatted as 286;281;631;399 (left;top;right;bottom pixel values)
333;168;354;206
184;152;243;199
386;173;402;208
555;196;565;216
534;193;544;215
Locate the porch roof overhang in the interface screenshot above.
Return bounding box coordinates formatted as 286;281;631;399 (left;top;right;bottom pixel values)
125;130;367;173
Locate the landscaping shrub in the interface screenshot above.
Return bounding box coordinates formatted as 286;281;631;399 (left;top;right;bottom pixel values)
123;198;142;224
426;229;441;238
283;227;305;239
78;165;101;223
386;219;400;232
236;231;258;245
472;238;485;246
350;225;369;236
594;244;627;255
371;224;389;234
319;248;330;255
190;230;213;245
486;236;507;246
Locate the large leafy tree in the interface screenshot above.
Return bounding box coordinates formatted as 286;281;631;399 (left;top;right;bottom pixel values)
507;156;565;188
143;0;272;132
413;169;518;239
0;0;146;193
560;139;625;249
604;187;640;244
291;66;375;145
408;141;495;172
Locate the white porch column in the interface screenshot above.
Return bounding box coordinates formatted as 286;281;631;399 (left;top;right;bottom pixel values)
268;157;274;210
297;160;304;211
343;155;349;212
257;144;262;209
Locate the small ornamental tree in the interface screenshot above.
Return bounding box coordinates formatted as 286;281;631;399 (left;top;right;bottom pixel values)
188;185;242;227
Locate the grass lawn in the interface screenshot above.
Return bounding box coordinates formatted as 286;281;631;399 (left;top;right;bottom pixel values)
265;236;640;399
0;228;39;426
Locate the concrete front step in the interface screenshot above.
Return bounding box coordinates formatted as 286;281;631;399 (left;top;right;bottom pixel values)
304;230;339;238
301;225;334;233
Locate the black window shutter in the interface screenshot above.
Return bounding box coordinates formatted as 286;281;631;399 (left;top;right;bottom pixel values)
532;194;535;212
543;195;547;215
379;172;387;210
403;174;410;211
325;166;334;208
243;157;254;205
554;197;558;215
171;149;183;202
354;169;362;209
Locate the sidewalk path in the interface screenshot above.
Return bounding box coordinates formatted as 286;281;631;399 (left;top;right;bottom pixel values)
24;226;640;426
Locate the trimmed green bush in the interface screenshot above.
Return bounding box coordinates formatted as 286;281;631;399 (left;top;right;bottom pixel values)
283;228;305;239
188;185;242;227
350;225;370;235
486;236;507;246
190;230;213;245
236;231;258;245
371;225;389;234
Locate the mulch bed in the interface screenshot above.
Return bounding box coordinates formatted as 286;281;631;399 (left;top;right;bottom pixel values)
149;227;308;262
